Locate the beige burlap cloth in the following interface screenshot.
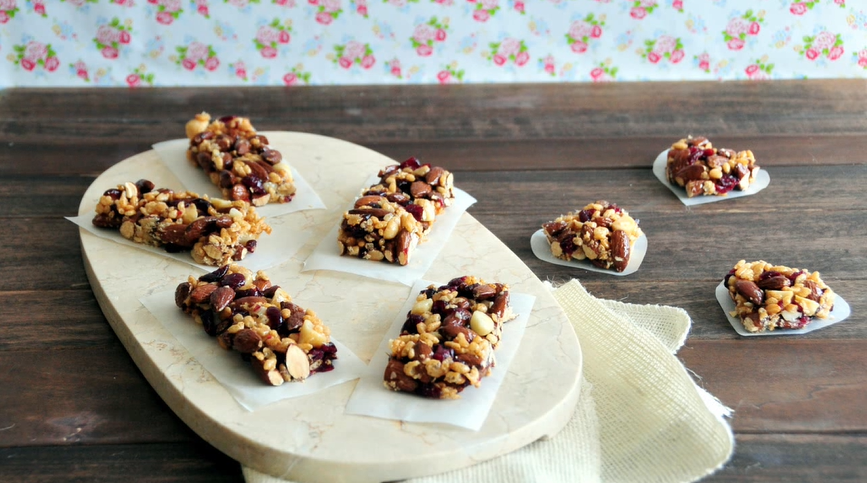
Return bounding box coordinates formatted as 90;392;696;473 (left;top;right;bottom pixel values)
244;280;734;483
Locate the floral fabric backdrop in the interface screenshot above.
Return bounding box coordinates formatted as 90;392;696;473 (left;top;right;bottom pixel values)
1;0;866;87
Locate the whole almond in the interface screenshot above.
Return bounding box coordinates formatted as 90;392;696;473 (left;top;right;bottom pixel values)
757;275;791;290
231;184;250;202
490;292;509;319
410;181;432;198
189;283;218;304
383;359;417;392
735;280;764;306
354;195;385;209
611;230;630;272
425;166;444;185
232;329;262;354
209;285;235;311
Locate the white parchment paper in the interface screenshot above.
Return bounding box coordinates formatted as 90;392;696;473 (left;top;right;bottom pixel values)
66;214;309;273
345;279;535;431
652;149;770;206
140;289;367;411
153;134;326;219
530;229;647;276
302;188;477;286
715;281;852;336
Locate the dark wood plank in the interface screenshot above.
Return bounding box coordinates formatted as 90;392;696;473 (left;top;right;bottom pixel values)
0;218;89;291
0;347;194;447
680;340;867;432
0;442;242;483
707;434;867;482
0;175;94;217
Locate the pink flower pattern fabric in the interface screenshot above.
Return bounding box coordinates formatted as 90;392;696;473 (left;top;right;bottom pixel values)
1;1;865;86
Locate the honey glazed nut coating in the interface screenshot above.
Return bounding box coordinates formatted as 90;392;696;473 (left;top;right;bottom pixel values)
361;156;455;233
185;112;296;206
666;136;761;197
337;196;424;266
726;260;836;333
542;200;642;272
383;276;514;399
92;179;271;266
175;264;338;385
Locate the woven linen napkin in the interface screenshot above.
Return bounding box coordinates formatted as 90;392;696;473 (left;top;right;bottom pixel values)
243;279;734;483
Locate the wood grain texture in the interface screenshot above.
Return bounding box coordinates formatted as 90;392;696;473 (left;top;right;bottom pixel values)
1;82;865;481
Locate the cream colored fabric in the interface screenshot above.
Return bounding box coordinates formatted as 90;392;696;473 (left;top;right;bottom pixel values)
243;279;733;483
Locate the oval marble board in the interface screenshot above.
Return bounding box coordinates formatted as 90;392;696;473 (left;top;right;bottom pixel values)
77;132;583;483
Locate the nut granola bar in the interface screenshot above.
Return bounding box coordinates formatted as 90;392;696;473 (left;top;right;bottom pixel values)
337;195;424;266
725;260;836;333
666;136;760;197
383;276;514;399
185;112;296;206
361;156;455;232
175;264;337;385
92;179;270;266
542;200;642;272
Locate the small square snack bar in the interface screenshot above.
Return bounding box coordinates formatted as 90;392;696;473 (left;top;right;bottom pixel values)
361;156;455;233
185;113;296;206
726;260;836;333
337;196;424;266
666;136;760;197
92;179;270;266
383;276;514;399
175;264;338;385
542;200;642;272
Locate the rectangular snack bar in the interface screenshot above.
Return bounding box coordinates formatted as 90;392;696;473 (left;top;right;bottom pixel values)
360;156;455;234
92;179;270;266
542;200;642;272
725;260;836;333
666;136;760;197
185;113;296;206
383;276;513;399
337;195;424;266
175;264;338;385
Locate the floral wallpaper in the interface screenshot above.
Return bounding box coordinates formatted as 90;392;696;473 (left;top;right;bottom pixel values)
2;0;866;87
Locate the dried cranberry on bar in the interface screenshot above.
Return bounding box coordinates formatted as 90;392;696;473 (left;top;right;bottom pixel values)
666;136;760;197
337;195;424;266
542;200;642;272
361;156;455;233
92;179;270;266
175;264;337;385
383;276;514;399
185;112;296;206
725;260;836;333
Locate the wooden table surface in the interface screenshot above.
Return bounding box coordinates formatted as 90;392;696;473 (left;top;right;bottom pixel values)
1;81;865;482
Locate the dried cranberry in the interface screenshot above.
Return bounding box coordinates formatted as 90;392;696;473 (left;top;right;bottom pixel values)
235;288;262;298
242;175;265;195
399;157;421;170
219;170;235;189
397;181;412;194
219;115;236;123
714;174;739;194
265;306;283;330
759;271;782;281
135;179;155;195
193;198;212;214
405;204;424;221
431;300;447;315
245;240;257;253
578;209;593;223
416;383;441;399
788;271;805;283
199;265;229;283
703;148;716;157
220;272;246;289
431;344;454;362
103;188;122;200
422;288;436;299
401;314;425;334
201;310;218;336
447;276;469;289
559;235;576;257
262;285;280;298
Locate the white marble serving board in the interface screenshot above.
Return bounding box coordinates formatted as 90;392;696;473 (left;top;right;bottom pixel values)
76;132;583;483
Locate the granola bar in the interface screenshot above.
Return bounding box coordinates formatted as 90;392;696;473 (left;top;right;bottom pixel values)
542;200;642;272
725;260;836;333
666;136;760;197
175;264;337;385
92;179;270;266
361;156;455;233
337;195;424;266
383;276;513;399
185;112;296;206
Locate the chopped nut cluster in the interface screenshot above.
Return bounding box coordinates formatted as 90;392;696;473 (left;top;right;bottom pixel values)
361;156;455;234
383;276;514;399
92;179;271;266
338;156;454;265
542;200;642;272
666;136;760;197
726;260;836;333
175;264;338;385
185;112;296;206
